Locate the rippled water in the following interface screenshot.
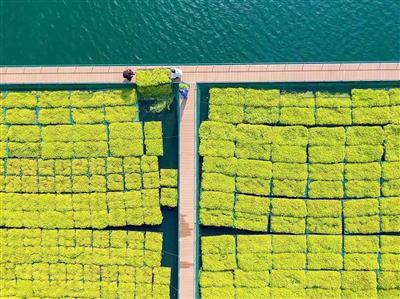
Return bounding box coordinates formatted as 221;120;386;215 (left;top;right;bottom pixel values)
1;0;399;65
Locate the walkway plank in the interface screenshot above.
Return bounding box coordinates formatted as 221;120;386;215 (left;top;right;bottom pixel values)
1;63;399;299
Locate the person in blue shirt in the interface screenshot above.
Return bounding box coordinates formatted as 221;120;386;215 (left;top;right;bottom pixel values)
179;82;190;101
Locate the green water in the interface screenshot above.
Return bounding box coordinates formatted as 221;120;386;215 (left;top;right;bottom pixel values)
1;0;399;66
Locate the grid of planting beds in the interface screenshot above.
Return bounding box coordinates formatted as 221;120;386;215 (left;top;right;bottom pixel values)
199;235;400;299
0;88;177;298
199;88;399;232
1;229;170;298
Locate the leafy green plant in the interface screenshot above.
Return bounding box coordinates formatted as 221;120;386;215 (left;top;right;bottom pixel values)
351;89;389;107
160;169;178;187
345;145;383;162
309;145;345;163
200;191;234;211
209;104;244;124
236;177;270;196
235;142;271;160
272;163;307;180
136;68;171;98
353;107;391;124
39;108;70;124
272;199;306;217
271;145;307;163
237;159;272;179
315;107;352;125
199;139;235;157
105;106;138;122
346;126;384;145
341;271;377;291
236;124;272;143
209;88;245;106
272;126;308;146
309;127;345;145
244;107;279;124
7;125;40;142
345;180;380;198
309;163;343;181
279;107;315;125
308;181;343;198
202;157;237;176
199;121;236;141
270;216;305;234
6;108;36;124
202;173;235;193
272;179;306;197
200;208;233;227
160;188;178;208
72;108;104;124
244;89;279;107
344;162;380;180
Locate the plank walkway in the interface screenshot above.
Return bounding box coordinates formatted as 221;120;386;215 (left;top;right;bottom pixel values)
1;63;399;299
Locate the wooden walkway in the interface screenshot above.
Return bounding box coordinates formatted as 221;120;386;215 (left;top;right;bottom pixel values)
1;63;399;299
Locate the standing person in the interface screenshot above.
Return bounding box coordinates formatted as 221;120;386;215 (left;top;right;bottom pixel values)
122;69;135;81
179;82;190;101
171;68;183;82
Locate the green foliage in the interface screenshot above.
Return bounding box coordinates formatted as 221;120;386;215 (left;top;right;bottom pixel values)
237;159;272;178
200;287;235;299
272;235;306;253
160;169;178;187
236;177;270;196
209;104;244;124
345;145;383;162
309;127;345;145
272;163;307;180
109;122;143;140
72;108;104;123
201;235;236;254
199;121;236;141
244;89;280;107
315;107;352;125
235;194;269;215
382;162;400;180
272;126;308;146
144;121;162;139
7;125;40;142
272;199;306;217
307;200;341;217
235;142;271;160
270;270;305;288
382;179;400;197
244;107;279;124
271;145;307;163
202;173;235;193
4;91;37;108
347;126;384;145
306;270;341;289
353;107;391;124
199;139;235;157
279;107;315;125
307;253;343;270
315;92;351;107
344;162;380;180
141;155;159;172
200;191;234;211
237;235;271;253
200;208;233;227
344;254;378;270
142;172;160;189
6;108;36;124
341;271;377;290
280;92;315;107
272;179;306;197
209;88;245;106
309;181;343;198
105;106;138;122
235;124;272;143
309;163;343;181
351;88;389;107
270;216;305;234
160;188;178;208
345;180;380;198
309;145;345;163
136;68;171;88
199;271;234;287
39;108;70;124
202;157;237;176
145;138;163;156
307;235;342;253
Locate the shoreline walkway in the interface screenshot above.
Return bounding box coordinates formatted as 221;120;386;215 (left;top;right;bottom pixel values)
1;63;399;299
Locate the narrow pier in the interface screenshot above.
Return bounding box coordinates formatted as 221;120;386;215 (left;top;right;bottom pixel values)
1;63;399;299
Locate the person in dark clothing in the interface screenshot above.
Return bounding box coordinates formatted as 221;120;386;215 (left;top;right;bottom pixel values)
122;69;135;81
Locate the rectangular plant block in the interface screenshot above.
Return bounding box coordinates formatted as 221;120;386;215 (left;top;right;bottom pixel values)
346;126;384;145
7;125;40;142
341;271;377;290
271;198;306;217
307;200;341;217
201;235;236;254
381;216;400;233
380;197;400;216
272;163;307;180
270;216;305;234
202;173;235;193
105;106;138;122
235;124;272;143
315;92;351;107
280;92;315;107
209;87;245;106
202;157;237;176
344;162;381;180
352;107;391;124
306;270;341;289
234;269;269;288
237;235;272;253
382;179;400;197
209;104;244;124
244;89;280;107
345;145;383;162
308;181;343;198
200;209;233;227
199;121;236;141
309;146;345;163
344;236;379;253
309;163;344;181
345;180;380;198
270;288;305;299
234;213;268;232
145;139;163;156
159;169;178;187
235;194;269;215
236;177;270;196
344;216;380;234
109;122;143;140
351;88;389;107
6;108;36;124
141;156;159;172
344;253;378;270
272;179;306;197
4;91;37;108
382;162;400;180
343;198;379;217
307;253;343;270
307;217;342;234
72;108;104;124
237;252;272;271
144;121;162;139
316;107;352;125
39;108;70;124
272;253;306;270
272;126;309;146
244;107;279;124
309;127;346;146
160;188;178;208
270;270;305;289
307;235;342;253
199;139;235;158
235;142;271;160
237;159;272;179
200;191;234;211
271;145;306;163
8;142;41;158
142;172;160;189
272;235;306;253
381;254;400;271
378;271;400;290
199;271;234;288
279;107;315;125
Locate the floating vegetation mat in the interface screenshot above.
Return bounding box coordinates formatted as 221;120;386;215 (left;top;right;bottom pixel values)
198;87;400;298
0;89;178;298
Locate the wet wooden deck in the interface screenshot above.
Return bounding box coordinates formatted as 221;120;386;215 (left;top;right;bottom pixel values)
1;63;399;299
